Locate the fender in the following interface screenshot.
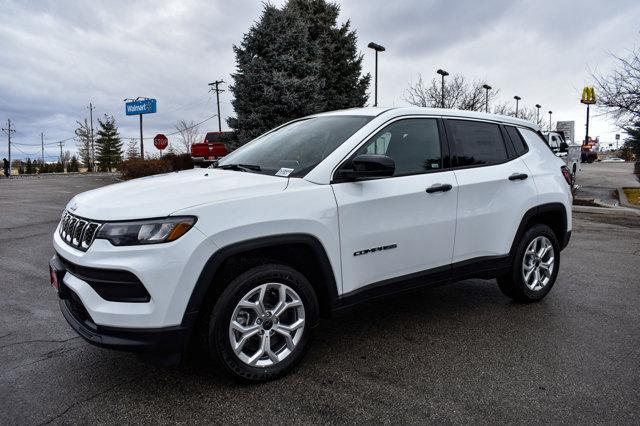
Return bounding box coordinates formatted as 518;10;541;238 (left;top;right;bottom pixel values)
180;233;339;328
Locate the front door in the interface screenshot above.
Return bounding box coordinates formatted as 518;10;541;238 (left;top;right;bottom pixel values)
331;118;458;295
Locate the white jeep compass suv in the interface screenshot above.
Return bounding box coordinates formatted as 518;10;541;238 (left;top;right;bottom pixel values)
50;107;573;381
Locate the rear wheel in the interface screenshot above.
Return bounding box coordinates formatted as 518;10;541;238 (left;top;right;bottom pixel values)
203;263;318;382
497;224;560;302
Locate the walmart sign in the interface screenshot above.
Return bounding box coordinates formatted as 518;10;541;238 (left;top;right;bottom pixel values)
125;99;157;116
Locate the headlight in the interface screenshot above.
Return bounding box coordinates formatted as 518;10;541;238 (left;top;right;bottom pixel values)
96;216;197;246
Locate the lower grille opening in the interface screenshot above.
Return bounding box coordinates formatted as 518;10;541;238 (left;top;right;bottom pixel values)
58;255;151;303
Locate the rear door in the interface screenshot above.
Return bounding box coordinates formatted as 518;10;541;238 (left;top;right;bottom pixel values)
332;117;458;294
445;119;538;263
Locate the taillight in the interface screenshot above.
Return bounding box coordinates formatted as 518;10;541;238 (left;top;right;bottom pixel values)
561;166;572;186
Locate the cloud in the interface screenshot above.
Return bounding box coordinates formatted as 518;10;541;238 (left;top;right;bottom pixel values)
1;0;639;160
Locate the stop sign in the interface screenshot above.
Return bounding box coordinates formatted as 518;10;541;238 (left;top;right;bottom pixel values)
153;134;168;150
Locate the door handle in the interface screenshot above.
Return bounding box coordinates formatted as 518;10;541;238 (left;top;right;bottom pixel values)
508;173;528;181
426;183;453;193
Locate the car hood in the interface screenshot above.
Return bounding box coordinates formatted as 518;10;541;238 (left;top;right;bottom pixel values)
67;169;288;221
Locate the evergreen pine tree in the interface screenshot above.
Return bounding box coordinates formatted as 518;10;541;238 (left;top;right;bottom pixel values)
25;158;33;174
68;156;80;172
286;0;369;110
75;119;93;171
228;0;369;144
95;115;123;172
623;120;640;172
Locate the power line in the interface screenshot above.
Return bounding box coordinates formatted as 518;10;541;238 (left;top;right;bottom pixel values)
12;136;76;147
119;113;218;139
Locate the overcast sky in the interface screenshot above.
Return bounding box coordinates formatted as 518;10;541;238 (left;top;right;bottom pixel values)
1;0;639;161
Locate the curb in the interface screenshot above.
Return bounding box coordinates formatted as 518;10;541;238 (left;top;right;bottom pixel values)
573;204;640;216
617;187;640;210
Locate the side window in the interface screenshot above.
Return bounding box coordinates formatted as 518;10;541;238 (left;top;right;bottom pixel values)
446;120;508;167
504;126;529;156
355;118;442;176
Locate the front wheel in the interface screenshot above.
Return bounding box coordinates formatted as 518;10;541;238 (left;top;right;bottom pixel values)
204;263;318;382
497;224;560;302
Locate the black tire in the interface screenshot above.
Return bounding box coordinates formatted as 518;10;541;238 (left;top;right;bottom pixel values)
203;263;319;382
497;224;560;303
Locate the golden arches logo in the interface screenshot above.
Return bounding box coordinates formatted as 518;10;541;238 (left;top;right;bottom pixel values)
581;86;596;104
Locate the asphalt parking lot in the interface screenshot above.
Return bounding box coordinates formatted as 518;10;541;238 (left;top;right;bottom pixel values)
575;161;639;206
1;174;639;424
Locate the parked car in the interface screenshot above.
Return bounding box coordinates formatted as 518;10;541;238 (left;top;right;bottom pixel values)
190;132;230;166
601;157;625;162
50;108;572;382
542;131;580;183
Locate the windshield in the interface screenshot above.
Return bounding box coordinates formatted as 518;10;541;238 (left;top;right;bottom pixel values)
217;115;373;177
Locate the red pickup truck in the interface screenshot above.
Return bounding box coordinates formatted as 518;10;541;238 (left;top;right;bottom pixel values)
191;132;230;166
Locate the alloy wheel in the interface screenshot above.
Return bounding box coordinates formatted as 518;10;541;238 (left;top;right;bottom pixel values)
521;236;555;291
228;283;305;367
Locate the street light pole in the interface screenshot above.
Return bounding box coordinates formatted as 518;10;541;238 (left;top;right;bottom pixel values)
514;95;521;118
437;69;449;108
535;104;541;125
548;110;553;131
482;84;492;113
367;42;386;107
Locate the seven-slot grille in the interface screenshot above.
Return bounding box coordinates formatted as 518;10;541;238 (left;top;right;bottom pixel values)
59;210;102;251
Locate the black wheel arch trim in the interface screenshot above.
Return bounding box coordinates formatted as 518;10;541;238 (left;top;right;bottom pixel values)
509;202;570;255
181;233;339;327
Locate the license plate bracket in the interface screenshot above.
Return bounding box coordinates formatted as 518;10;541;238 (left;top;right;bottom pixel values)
49;256;67;298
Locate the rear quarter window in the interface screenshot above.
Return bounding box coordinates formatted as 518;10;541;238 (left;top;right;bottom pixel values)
518;128;554;154
504;126;529;156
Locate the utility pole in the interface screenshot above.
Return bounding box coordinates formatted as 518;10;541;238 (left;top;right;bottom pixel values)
208;80;225;132
87;103;95;171
58;141;65;170
2;119;15;176
41;133;44;166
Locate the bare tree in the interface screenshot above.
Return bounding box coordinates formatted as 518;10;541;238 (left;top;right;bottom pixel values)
403;73;499;111
174;119;201;153
592;47;640;128
75;119;93;171
125;139;140;160
62;150;72;166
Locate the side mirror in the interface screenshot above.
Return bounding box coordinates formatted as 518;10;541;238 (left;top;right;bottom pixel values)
337;154;395;181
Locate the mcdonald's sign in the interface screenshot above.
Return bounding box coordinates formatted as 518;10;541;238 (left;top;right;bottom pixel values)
581;86;596;104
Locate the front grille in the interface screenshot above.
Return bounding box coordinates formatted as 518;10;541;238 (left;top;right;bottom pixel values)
59;211;102;251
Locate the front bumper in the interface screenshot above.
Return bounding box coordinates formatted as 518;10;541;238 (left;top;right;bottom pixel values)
51;255;195;354
52;222;215;329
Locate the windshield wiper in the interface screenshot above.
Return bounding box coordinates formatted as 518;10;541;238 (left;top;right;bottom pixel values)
217;163;262;172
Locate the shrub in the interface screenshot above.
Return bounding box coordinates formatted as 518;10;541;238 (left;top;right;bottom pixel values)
162;153;194;171
119;154;194;180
